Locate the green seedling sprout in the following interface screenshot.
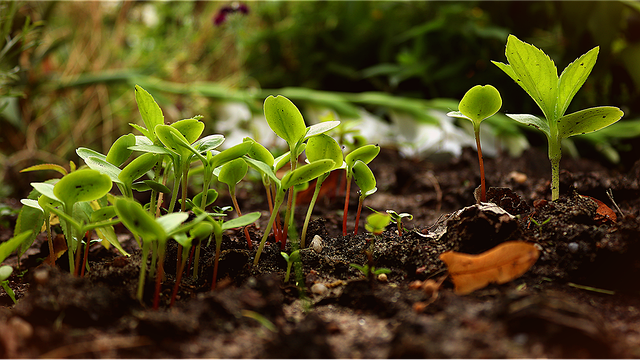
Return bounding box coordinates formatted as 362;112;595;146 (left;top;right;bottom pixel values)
263;95;340;246
343;144;381;235
251;159;336;266
204;210;261;290
352;160;377;235
385;210;413;237
115;197;205;308
364;212;391;253
170;221;213;307
0;231;32;304
300;133;345;248
280;250;300;283
46;169;113;274
492;35;624;201
217;157;253;248
447;85;502;203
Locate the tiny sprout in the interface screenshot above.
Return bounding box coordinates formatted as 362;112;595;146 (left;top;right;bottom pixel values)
0;265;16;304
352;160;377;235
343;144;380;235
386;210;413;237
217;158;252;248
365;212;391;236
447;84;502;203
280;250;300;283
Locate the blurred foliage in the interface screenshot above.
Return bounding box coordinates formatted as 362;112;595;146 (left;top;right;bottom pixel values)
1;1;640;201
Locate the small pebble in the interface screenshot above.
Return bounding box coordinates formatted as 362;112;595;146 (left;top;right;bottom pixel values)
377;273;388;282
508;171;528;184
311;283;328;295
33;269;49;285
310;235;323;254
568;242;579;254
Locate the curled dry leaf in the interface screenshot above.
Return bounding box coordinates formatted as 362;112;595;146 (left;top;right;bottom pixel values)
580;195;617;224
439;241;539;295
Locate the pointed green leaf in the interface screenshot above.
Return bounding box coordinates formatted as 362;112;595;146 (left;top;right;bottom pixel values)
306;134;344;169
457;85;502;124
76;147;107;162
134;85;164;141
20;163;68;176
218;158;248;187
209;141;253;169
30;182;59;202
221;211;261;230
84;156;124;185
118;153;158;185
127;144;173;155
106;133;136;167
194;134;225;153
190;222;214;241
143;180;172;194
244;156;280;185
500;35;558;121
304;121;341;139
20;199;43;212
352;160;377;196
557;47;599;118
156;124;192;158
95;224;130;256
505;113;551;138
157;212;189;234
557;106;624;139
129;123;154;141
281;159;335;189
114;197;166;242
264;95;307;148
54;169;113;207
0;231;33;264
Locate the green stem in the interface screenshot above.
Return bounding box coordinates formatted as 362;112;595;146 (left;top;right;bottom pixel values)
137;240;151;302
211;233;222;290
549;137;562;201
474;125;486;203
301;174;327;248
342;174;352;236
254;190;286;266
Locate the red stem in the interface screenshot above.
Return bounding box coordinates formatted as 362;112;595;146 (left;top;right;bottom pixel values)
211;244;221;291
342;177;352;236
170;259;186;307
354;197;363;235
153;253;165;310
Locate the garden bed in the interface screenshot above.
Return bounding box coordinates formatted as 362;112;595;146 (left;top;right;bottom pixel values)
1;145;640;358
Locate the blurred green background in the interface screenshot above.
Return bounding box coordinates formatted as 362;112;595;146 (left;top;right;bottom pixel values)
2;0;640;200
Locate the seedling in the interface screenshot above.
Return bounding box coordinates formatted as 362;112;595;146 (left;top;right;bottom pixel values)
0;231;32;304
114;197;205;308
342;144;380;235
300;133;345;247
280;250;300;283
203;210;261;290
217;157;253;248
447;85;502;202
349;263;391;278
386;210;414;237
352;160;377;235
263;95;340;245
250;158;336;265
492;35;624;200
170;221;213;306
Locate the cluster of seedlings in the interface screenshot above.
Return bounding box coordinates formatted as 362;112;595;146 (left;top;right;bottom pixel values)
1;34;623;307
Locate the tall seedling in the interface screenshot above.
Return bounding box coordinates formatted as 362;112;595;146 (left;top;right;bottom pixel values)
263;95;339;246
300;134;345;248
447;85;502;203
343;144;380;235
217;158;253;248
492;35;624;200
352;160;377;235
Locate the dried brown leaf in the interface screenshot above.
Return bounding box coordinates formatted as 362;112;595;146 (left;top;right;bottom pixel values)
440;241;539;295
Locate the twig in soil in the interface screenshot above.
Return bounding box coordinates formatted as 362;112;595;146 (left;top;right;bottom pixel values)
425;171;442;212
606;188;625;217
568;282;615;295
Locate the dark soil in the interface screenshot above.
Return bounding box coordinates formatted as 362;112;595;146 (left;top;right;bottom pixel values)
2;146;640;358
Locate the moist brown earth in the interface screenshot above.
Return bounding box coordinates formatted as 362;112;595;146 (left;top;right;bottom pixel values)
1;146;640;358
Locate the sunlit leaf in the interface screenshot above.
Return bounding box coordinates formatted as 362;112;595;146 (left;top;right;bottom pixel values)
264;95;307;148
557;106;624;139
106;133;136;167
